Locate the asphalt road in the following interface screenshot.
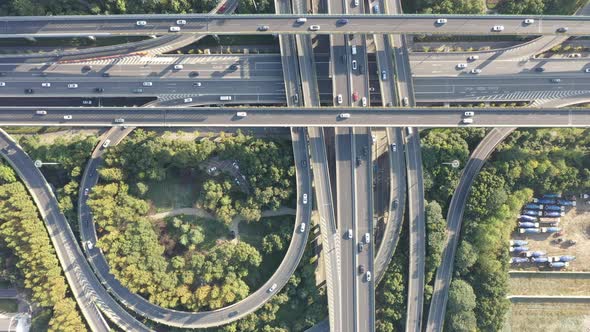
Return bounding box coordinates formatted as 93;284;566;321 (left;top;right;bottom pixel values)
76;126;313;328
0;106;589;127
373;127;406;282
0;130;151;332
424;128;515;332
2;14;590;36
353;127;375;332
309;126;342;332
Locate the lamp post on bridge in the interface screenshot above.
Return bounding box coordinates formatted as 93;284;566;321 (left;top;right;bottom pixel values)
442;160;460;168
34;160;59;168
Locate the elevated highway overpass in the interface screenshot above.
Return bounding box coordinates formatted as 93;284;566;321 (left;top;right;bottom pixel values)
2;14;590;37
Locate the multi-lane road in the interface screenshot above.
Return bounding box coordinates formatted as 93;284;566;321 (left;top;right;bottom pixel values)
3;14;590;36
0;106;589;127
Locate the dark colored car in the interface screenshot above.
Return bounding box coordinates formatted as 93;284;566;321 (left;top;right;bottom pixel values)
102;72;110;77
95;87;104;93
534;67;545;72
356;156;361;167
337;19;349;25
24;88;34;94
358;242;364;253
189;71;199;77
230;64;238;70
301;159;308;168
358;264;365;274
557;27;569;33
82;65;93;72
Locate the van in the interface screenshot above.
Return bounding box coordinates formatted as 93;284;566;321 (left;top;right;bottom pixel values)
220;96;232;101
462;118;474;124
351;45;357;55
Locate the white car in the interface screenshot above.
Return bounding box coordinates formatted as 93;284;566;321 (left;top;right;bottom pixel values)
194;82;202;87
464;111;475;117
303;193;308;204
36;110;47;115
41;82;51;88
391;143;397;152
63;115;72;120
462;118;474;124
300;223;306;232
136;20;147;26
268;283;277;293
524;18;535;24
309;25;321;31
470;68;482;74
296;17;307;24
337;94;343;104
468;55;479;61
102;139;110;148
352;60;357;70
365;271;371;282
169;26;181;32
568;53;582;58
381;70;387;80
361;97;367;107
364;232;371;244
143;81;153;87
82;100;92;105
114;118;125;123
339;113;351;119
184;97;193;103
436;18;447;24
585;68;590;73
456;63;467;69
84;188;89;196
0;82;5;87
347;229;353;239
176;19;187;25
492;25;505;32
352;45;357;55
86;241;94;250
371;134;376;144
67;83;78;89
173;64;184;70
236;112;247;118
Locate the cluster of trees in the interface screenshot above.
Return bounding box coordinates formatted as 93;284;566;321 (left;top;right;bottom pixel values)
0;161;86;331
375;225;408;331
496;0;584;15
88;130;296;311
405;0;582;15
88;182;262;310
103;130;295;225
19;133;99;234
423;201;447;303
447;128;590;331
210;232;327;332
0;0;274;16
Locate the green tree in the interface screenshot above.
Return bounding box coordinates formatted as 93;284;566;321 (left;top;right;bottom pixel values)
445;279;477;332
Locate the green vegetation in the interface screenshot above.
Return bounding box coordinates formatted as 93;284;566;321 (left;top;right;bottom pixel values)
209;229;327;332
496;0;585;15
405;0;582;16
19;133;99;235
375;223;408;331
0;299;18;312
445;279;477;332
448;128;590;331
0;0;275;16
88;129;296;311
0;160;86;331
424;200;447;302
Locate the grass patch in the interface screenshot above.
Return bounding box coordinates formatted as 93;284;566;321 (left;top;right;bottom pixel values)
145;169;202;212
0;36;147;48
164;214;228;251
503;302;590;332
509;274;590;296
0;299;18;312
195;35;278;47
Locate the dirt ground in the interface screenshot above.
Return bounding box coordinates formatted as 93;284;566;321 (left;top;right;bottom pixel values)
509;273;590;296
503;302;590;332
510;197;590;271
